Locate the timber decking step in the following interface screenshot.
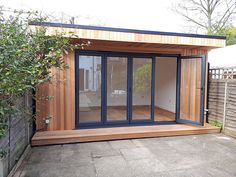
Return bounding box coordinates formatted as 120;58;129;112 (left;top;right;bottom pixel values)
31;124;221;146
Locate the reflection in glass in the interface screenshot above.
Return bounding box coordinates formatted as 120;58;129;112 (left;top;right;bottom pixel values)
107;57;127;121
79;55;101;123
132;58;152;120
155;57;177;122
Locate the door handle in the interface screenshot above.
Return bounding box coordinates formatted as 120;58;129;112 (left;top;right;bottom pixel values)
196;87;204;91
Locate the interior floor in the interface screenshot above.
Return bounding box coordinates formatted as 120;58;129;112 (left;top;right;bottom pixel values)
79;106;175;123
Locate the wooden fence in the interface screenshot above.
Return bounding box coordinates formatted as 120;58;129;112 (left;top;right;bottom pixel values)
0;94;34;177
209;67;236;138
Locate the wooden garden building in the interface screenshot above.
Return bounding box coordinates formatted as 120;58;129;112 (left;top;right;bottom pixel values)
29;22;226;146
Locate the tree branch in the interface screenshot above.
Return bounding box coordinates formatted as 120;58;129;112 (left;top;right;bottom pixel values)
174;0;236;34
215;1;236;30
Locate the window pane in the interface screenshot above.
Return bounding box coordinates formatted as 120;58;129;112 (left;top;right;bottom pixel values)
79;55;102;123
155;57;176;122
132;58;152;120
107;57;127;121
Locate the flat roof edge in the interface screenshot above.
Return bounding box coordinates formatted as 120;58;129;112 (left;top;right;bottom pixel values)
29;21;226;40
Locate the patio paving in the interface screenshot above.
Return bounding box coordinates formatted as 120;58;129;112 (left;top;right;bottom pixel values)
13;134;236;177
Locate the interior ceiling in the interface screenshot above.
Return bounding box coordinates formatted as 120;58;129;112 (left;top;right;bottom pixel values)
72;39;210;54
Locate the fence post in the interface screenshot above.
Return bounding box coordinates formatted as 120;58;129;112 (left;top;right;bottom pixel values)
222;81;228;130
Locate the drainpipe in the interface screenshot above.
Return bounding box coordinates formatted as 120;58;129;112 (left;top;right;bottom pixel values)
206;63;210;123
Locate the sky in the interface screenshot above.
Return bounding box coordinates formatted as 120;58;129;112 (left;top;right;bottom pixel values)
1;0;186;33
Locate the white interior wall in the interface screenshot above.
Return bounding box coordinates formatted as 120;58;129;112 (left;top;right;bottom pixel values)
155;57;177;113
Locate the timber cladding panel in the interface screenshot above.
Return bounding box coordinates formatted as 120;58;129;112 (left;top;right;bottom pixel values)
29;25;225;48
180;59;201;122
36;48;208;131
36;50;75;131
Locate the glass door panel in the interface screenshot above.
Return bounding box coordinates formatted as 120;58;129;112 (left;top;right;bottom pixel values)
155;57;177;122
79;55;102;123
107;57;128;121
132;58;152;120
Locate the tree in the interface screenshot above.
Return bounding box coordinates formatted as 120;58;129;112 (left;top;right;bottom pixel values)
0;7;80;157
218;26;236;45
174;0;236;35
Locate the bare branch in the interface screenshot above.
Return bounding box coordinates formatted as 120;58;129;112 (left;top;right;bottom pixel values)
181;12;208;29
215;1;236;30
173;0;236;34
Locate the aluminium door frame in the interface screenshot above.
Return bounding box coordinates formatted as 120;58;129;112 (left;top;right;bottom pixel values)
75;51;106;128
176;55;206;126
128;55;155;124
75;50;179;128
104;52;130;125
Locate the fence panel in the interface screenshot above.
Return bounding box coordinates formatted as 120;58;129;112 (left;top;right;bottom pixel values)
208;80;226;123
209;67;236;138
224;82;236;137
0;94;34;177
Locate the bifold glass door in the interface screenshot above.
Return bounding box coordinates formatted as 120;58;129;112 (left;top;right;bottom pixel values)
76;52;155;126
76;52;206;127
106;57;128;122
176;55;206;125
132;58;153;122
78;55;102;124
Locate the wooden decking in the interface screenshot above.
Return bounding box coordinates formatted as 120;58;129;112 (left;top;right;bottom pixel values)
32;124;221;146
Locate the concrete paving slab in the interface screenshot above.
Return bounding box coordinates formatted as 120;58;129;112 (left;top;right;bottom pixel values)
74;141;112;153
93;155;132;177
120;147;155;160
91;149;121;158
127;158;167;175
109;140;137;149
13;134;236;177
